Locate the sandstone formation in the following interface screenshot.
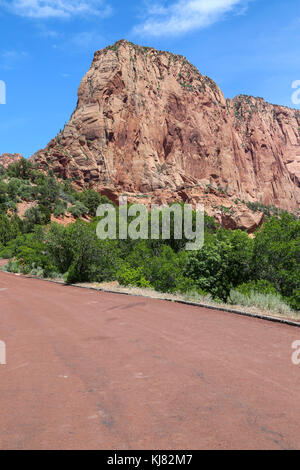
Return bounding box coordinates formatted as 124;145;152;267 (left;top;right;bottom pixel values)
30;40;300;230
0;153;23;168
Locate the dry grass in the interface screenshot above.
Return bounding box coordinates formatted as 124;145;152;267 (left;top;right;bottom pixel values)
77;281;300;323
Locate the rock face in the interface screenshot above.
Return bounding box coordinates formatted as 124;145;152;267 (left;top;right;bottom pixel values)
31;40;300;229
0;153;23;168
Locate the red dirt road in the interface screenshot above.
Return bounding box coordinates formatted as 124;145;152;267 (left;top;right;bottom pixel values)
0;272;300;450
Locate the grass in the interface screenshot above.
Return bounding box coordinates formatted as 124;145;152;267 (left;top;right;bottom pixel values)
228;290;292;317
77;281;299;322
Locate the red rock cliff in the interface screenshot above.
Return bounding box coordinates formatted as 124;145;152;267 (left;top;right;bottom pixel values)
31;40;300;216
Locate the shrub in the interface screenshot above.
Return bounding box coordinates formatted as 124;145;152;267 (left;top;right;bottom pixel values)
144;245;187;293
0;214;22;244
7;158;34;180
117;266;152;288
29;265;45;278
228;290;292;316
184;229;253;301
182;288;213;304
3;260;22;274
24;205;50;230
53;201;67;218
253;214;300;309
77;189;104;217
59;221;103;284
287;289;300;311
174;276;197;294
69;201;89;218
235;280;278;297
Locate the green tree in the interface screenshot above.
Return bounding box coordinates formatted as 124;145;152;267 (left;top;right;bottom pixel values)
253;214;300;308
77;189;103;217
7;158;34;180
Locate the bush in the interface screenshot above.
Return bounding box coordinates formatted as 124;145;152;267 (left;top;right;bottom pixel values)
234;280;278;297
50;221;102;284
143;245;187;293
173;276;197;294
0;214;22;244
53;201;67;218
228;290;292;316
253;214;300;309
77;189;103;217
184;229;253;301
182;288;213;304
287;289;300;311
69;201;89;218
3;260;22;274
6;158;35;180
117;266;152;288
29;265;45;278
24;205;50;230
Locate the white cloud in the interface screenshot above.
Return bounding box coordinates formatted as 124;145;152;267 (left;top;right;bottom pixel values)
52;31;105;51
0;50;28;70
0;0;112;19
135;0;246;37
69;31;105;48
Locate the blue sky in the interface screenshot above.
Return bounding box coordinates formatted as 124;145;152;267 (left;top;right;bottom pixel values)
0;0;300;158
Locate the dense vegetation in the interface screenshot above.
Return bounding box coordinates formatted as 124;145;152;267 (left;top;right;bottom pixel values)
0;159;299;313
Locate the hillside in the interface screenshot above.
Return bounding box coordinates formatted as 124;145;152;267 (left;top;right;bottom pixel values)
0;157;109;228
0;157;299;312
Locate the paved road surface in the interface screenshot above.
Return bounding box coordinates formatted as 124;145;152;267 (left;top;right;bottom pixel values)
0;271;299;450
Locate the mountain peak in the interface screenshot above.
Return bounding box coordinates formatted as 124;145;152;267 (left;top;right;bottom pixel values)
30;41;300;227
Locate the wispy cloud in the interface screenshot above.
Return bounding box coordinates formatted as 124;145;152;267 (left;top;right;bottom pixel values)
52;31;105;51
37;26;61;38
68;31;105;49
0;50;28;70
0;0;112;19
134;0;247;37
